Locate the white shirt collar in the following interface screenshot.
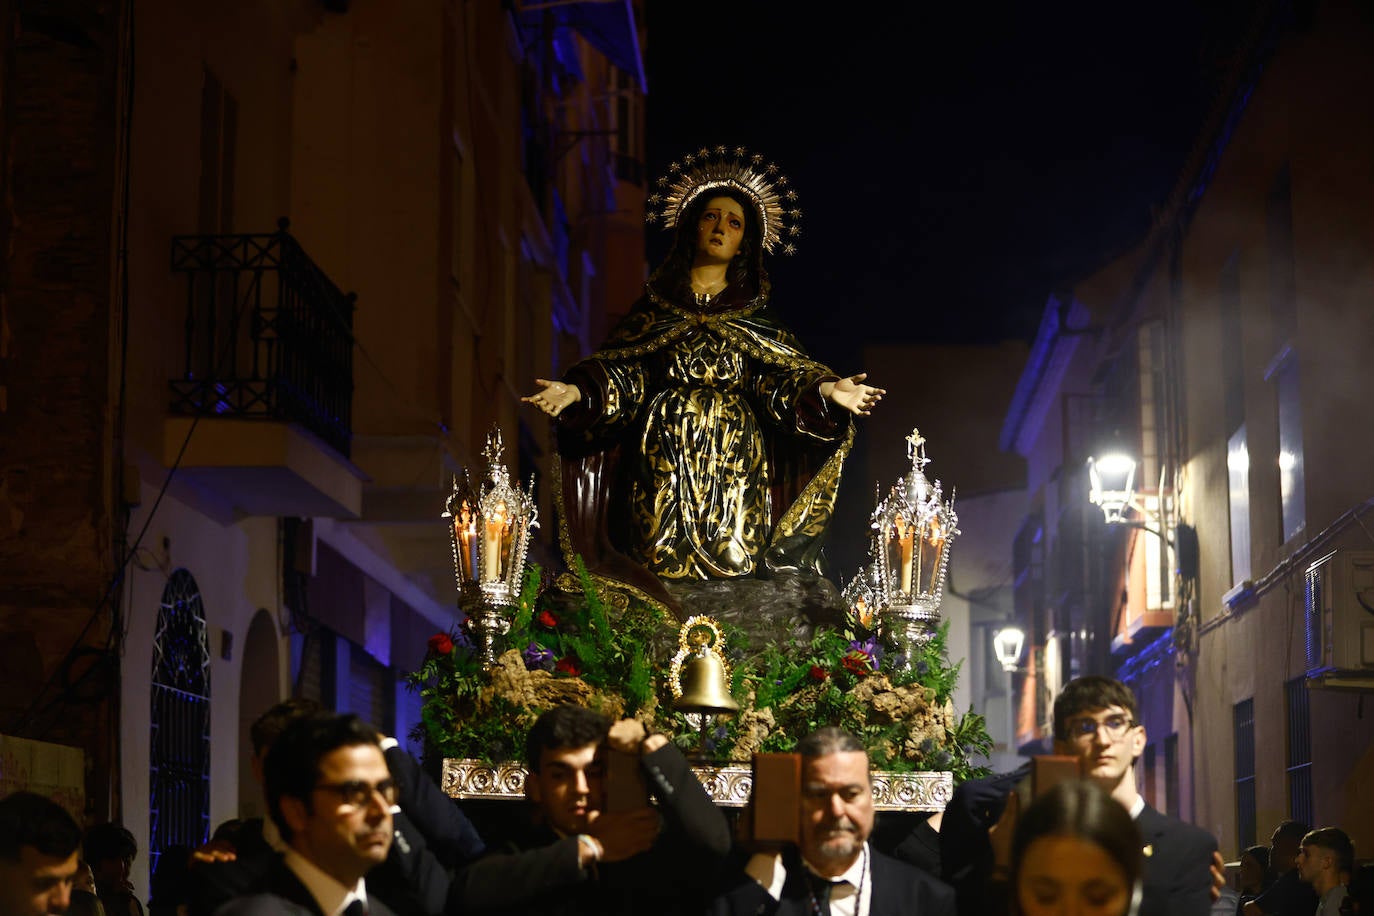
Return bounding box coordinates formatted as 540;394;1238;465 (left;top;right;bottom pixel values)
283;847;369;916
804;843;871;916
1128;794;1146;819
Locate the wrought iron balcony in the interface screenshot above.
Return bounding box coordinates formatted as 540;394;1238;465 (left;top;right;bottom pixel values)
169;218;354;458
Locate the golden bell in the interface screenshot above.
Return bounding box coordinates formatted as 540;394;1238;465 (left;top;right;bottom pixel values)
674;650;740;715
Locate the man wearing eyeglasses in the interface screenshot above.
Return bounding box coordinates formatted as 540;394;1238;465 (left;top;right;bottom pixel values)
215;713;399;916
190;699;484;916
939;675;1219;916
1050;676;1217;916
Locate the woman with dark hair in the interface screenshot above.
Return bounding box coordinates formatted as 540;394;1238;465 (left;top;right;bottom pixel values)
525;148;883;620
1237;845;1274;913
1011;781;1144;916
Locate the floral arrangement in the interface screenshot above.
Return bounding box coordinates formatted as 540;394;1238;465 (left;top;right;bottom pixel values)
407;559;992;782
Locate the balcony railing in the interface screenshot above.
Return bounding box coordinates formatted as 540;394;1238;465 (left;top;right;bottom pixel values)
169;218;354;458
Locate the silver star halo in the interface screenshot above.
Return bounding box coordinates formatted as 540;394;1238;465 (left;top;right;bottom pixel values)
646;146;800;255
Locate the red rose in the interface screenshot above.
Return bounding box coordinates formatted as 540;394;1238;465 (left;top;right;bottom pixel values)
842;653;872;677
554;656;581;677
428;633;454;656
809;665;829;682
537;610;560;628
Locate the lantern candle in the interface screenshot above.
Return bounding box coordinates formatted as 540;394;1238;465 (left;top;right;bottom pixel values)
483;502;507;581
460;518;477;581
923;521;945;596
895;516;914;594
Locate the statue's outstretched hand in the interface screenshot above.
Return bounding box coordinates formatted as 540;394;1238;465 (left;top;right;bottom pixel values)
821;373;885;417
522;378;581;417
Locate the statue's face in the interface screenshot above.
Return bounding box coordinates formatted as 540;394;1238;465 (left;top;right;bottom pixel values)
694;195;746;265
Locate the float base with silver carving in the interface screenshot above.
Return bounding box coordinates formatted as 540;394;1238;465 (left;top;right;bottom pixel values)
443;758;951;812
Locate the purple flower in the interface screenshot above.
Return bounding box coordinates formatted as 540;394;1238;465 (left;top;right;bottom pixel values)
522;643;555;671
846;637;880;671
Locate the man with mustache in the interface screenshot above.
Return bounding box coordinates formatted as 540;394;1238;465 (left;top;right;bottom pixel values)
215;714;399;916
710;727;956;915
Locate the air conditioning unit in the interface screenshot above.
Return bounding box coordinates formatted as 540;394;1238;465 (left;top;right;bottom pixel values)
1303;549;1374;677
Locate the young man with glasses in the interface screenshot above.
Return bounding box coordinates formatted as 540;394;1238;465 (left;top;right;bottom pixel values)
939;675;1219;916
216;713;399;916
1050;676;1217;916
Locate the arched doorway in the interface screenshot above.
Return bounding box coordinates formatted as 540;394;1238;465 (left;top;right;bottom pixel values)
237;609;280;818
149;569;211;875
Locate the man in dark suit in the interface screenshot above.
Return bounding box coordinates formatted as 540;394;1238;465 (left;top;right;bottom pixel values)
451;704;732;916
940;675;1218;916
190;699;484;916
215;713;398;916
709;727;956;916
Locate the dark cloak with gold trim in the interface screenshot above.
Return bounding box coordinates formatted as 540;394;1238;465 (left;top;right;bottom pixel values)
552;275;853;621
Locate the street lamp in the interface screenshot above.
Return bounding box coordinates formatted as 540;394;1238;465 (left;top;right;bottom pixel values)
993;626;1025;672
1086;452;1138;525
992;626;1025;759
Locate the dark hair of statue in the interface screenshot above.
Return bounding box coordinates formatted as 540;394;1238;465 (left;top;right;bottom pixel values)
1010;780;1144;916
652;186;766;302
263;713;381;842
525;704;611;773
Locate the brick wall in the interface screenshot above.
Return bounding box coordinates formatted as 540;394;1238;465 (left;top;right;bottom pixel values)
0;0;123;817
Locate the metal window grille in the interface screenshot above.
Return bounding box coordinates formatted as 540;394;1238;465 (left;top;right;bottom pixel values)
1234;698;1257;847
294;627;336;708
1285;677;1313;825
346;642;394;736
149;569;212;877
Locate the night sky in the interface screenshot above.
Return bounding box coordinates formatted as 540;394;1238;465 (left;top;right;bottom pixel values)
642;2;1251;368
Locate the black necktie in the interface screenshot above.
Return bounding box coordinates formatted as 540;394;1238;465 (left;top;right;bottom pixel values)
808;872;840;916
343;900;367;916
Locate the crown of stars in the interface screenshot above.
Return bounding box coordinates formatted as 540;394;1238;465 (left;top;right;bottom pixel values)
644;145;801;256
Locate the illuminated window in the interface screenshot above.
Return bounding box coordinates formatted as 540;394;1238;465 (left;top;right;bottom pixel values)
150;570;211;876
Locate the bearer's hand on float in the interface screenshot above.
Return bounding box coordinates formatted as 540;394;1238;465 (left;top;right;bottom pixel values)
522;378;581;417
585;807;663;862
606;718;668;755
820;373;885;416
